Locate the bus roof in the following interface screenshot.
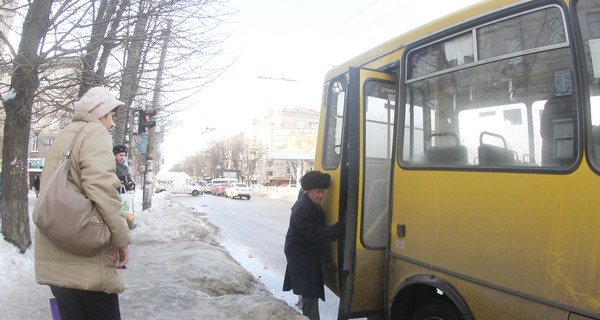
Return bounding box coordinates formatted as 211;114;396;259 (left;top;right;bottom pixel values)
324;0;526;80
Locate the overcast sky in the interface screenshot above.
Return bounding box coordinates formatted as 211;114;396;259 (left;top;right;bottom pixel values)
161;0;483;169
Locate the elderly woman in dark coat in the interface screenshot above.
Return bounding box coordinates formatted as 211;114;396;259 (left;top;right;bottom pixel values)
283;170;343;320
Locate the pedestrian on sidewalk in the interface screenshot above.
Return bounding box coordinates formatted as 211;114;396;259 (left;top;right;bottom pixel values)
33;176;40;198
113;145;135;192
34;86;131;320
283;170;344;320
113;144;136;229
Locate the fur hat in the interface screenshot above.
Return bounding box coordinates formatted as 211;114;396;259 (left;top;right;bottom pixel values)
74;86;124;119
300;171;331;190
113;145;128;155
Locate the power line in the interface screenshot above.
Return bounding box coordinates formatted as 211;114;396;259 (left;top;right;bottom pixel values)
336;0;420;44
319;0;382;42
256;76;297;82
312;0;421;54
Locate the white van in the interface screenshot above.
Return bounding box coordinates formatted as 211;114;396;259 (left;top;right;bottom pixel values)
155;172;202;196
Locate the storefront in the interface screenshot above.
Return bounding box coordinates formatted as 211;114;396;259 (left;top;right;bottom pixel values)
28;158;44;189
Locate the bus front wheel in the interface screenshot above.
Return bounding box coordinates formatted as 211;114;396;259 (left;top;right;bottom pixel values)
409;299;463;320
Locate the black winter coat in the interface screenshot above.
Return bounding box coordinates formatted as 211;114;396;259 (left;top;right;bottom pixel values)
282;193;338;300
115;162;135;193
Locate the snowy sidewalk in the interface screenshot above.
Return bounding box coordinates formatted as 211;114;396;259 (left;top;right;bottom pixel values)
0;192;306;319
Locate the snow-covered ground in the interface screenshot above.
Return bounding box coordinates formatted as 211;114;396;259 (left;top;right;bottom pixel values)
0;191;306;319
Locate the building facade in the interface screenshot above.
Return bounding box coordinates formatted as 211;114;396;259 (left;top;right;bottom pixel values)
0;57;80;187
241;106;319;186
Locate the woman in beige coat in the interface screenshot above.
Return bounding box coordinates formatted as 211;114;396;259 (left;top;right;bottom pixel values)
35;87;131;319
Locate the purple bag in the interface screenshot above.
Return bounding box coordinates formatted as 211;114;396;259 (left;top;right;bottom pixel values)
50;298;61;320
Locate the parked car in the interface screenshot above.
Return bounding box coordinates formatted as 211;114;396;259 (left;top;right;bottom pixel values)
225;183;252;200
203;182;214;194
211;183;228;196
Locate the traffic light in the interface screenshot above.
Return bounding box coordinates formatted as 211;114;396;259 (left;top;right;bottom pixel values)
138;110;157;133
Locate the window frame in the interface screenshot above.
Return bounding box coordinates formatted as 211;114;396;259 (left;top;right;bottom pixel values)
399;3;581;173
322;75;348;170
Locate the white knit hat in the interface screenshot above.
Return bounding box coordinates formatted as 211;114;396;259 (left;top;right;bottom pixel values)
74;87;124;119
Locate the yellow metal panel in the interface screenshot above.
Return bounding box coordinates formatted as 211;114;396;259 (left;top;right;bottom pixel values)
387;259;570;319
389;159;600;316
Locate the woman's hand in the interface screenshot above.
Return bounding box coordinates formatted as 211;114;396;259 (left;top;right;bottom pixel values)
113;247;129;269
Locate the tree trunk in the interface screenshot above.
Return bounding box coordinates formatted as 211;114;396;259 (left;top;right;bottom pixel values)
78;0;111;97
114;6;149;145
1;0;54;253
142;19;171;211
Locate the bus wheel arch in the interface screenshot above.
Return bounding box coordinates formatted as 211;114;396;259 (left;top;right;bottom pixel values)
390;275;474;320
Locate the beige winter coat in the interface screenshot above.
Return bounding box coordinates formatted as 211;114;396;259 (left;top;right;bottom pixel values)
35;112;131;294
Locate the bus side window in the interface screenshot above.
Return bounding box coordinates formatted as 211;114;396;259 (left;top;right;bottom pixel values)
540;94;576;167
323;78;347;169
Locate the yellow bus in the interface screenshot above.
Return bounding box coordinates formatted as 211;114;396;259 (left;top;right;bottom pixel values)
316;0;600;319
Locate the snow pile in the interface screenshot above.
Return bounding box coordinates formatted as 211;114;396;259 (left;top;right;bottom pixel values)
132;192;220;245
0;234;34;282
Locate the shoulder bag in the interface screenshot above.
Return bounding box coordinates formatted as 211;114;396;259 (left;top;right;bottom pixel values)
33;125;110;256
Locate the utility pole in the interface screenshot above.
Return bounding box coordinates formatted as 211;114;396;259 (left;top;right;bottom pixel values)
142;19;171;210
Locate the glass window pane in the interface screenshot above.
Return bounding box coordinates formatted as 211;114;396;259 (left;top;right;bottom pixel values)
576;0;600;169
403;48;576;169
477;7;567;61
323;78;346;169
408;32;474;80
403;6;576;170
363;80;395;248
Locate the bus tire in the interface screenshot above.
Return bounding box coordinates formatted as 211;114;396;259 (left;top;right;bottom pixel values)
409;299;463;320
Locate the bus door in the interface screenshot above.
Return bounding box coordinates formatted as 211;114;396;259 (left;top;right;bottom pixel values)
320;67;396;319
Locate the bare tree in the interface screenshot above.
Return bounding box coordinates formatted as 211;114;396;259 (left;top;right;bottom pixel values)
0;0;54;252
227;134;244;179
3;0;234;142
0;0;234;252
176;133;267;184
202;140;228;178
171;152;208;178
240;143;263;184
113;0;149;145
